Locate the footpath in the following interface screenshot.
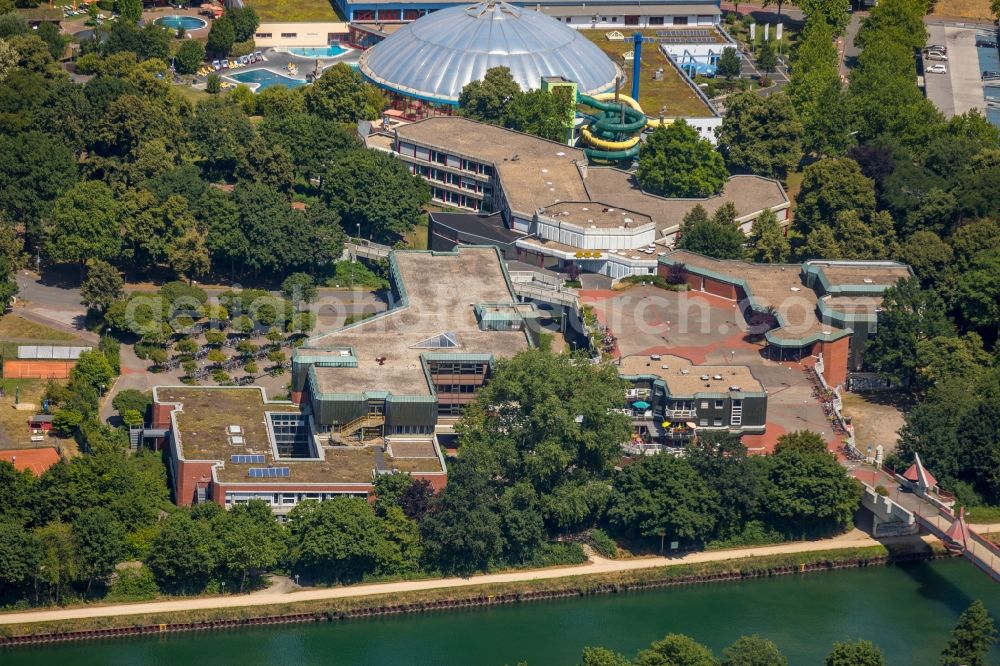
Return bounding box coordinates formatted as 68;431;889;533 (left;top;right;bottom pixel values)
0;530;928;626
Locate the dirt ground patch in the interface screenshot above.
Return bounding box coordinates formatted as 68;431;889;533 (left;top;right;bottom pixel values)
930;0;993;20
840;392;910;455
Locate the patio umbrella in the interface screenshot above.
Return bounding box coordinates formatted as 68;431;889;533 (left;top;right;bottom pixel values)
632;401;651;409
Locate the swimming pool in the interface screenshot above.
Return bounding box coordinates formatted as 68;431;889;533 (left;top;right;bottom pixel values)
286;44;347;59
155;15;207;31
227;68;307;92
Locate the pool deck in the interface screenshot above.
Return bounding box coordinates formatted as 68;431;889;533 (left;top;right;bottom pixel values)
215;46;361;92
141;7;211;37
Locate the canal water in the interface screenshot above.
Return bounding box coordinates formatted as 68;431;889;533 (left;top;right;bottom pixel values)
6;559;1000;665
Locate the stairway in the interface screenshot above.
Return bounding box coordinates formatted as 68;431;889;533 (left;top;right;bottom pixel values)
336;414;385;441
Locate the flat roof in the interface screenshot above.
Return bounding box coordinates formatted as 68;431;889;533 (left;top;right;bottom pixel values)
540;202;654;229
813;263;912;288
303;247;531;396
619;354;764;396
429;211;521;245
156;387;442;484
393;118;789;234
661;251;909;344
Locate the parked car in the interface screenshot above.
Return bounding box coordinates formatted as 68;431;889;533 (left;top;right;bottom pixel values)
924;44;947;53
976;39;998;48
983;70;1000;79
926;64;948;74
926;51;948;61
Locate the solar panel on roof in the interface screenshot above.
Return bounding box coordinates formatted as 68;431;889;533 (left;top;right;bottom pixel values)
231;454;265;464
248;467;290;478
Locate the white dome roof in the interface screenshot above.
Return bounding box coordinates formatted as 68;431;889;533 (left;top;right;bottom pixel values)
358;1;622;104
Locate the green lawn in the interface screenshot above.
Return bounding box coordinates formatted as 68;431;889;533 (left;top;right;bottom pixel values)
580;30;713;119
0;316;77;342
966;506;1000;524
244;0;345;23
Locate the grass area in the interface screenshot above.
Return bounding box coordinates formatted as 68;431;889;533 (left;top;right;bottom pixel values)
403;222;429;251
243;0;345;23
930;0;993;20
172;84;212;106
966;506;1000;524
0;544;919;638
580;30;713;118
0;378;70;453
0;315;77;342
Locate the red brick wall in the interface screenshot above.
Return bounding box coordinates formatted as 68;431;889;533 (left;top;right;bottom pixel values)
816;337;850;388
702;276;738;300
151;400;176;428
175;460;216;506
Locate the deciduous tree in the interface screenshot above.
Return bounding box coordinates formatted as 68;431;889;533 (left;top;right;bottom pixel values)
637;121;728;197
717;92;803;179
80;259;124;313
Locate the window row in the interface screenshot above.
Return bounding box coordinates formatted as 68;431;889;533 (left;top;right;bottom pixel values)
435;383;478;394
430;362;486;375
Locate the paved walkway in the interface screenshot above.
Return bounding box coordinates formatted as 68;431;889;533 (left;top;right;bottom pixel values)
0;531;909;626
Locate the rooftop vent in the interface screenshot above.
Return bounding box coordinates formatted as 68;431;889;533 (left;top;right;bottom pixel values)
713;374;723;380
228;425;243;435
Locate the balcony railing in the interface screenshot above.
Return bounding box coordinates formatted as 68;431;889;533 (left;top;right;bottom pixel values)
664;409;697;419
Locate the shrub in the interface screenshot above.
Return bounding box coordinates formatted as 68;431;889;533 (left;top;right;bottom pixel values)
206;73;221;94
106;567;159;602
589;529;618;559
207;349;227;364
175;338;199;354
229;38;255;57
243;362;258;375
521;542;588;568
148;348;168;366
182;360;198;376
212;369;231;383
75;52;102;75
112;388;151;416
875;485;889;497
205;330;226;346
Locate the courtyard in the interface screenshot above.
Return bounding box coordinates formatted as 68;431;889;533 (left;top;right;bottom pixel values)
580;285;846;453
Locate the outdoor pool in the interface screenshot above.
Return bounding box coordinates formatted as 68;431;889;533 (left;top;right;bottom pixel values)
155;15;207;31
227;68;307;92
286;44;347;59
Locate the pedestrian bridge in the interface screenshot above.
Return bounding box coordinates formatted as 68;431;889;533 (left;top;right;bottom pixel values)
854;456;1000;583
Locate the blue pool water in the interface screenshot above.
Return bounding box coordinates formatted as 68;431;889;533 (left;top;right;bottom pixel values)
286;44;347;59
228;69;307;92
155;15;206;30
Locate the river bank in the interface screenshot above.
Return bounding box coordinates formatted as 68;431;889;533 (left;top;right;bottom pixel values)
0;536;945;646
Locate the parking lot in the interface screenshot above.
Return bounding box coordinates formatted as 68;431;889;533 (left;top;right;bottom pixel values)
923;23;995;119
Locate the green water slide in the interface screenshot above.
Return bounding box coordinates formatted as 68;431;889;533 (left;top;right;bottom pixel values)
577;93;647;161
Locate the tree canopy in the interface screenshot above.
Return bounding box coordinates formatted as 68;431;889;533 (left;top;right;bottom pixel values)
637;121;729;197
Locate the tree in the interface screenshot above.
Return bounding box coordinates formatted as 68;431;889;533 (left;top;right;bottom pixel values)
677;204;746;260
72;507;124;592
287;498;395;582
46;180;122;272
174;40;205;75
825;640;886;666
498;482;545;563
794;158;875;235
866;278;955;387
226;7;259;42
941;600;998;666
190;96;254;180
167;227;211;284
220;500;286;591
503;86;574;142
635;634;717;666
0;518;40;595
832;210;898;261
237;135;295;192
900;230;952;289
458;66;522;123
281;272;318;309
759;432;861;536
721;635;787;666
581;647;632;666
117;0;142;23
146;511;218;593
747;209;789;262
954;249;1000;340
321;149;430;241
717;46;741;79
36;22;66;61
0;131;77;244
798;0;851;32
609;454;719;550
0;38;16;83
80;259;124;313
34;521;79;603
304;63;378;123
757;39;777;73
637;121;729;198
206;13;235;56
206;72;221;94
717;92;803;179
259;112;360;181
